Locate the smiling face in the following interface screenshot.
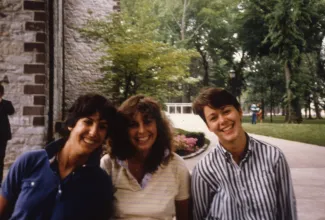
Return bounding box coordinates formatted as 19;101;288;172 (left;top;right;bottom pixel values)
204;105;245;146
68;112;108;155
128;112;158;156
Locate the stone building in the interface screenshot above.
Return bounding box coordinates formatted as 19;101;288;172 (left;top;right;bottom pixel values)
0;0;120;168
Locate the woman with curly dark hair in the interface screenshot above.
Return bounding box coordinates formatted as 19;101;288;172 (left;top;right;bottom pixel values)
101;95;191;220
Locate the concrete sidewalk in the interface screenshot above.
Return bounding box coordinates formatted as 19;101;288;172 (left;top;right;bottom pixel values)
168;113;325;220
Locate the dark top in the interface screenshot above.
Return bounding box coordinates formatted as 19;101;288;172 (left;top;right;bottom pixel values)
1;139;114;220
0;99;15;141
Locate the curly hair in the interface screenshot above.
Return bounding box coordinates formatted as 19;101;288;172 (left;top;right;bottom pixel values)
109;95;174;174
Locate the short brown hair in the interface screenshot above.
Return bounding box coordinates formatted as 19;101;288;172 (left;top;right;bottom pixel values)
192;87;241;123
62;94;117;138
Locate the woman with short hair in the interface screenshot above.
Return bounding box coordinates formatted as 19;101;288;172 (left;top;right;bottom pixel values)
0;94;115;220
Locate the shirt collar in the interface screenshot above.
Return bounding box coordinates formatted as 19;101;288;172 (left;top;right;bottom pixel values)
116;148;171;168
216;133;253;162
45;138;102;167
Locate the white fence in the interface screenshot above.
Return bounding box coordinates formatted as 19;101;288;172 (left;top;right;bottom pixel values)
165;103;193;114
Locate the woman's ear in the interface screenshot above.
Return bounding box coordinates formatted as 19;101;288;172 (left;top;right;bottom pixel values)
239;108;243;121
68;127;72;131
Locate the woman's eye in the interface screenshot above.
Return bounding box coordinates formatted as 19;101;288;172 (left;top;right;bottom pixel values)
84;119;92;125
129;121;138;128
223;109;231;114
144;119;153;125
99;124;108;130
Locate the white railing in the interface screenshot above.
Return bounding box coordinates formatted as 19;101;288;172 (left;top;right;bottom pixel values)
165;103;193;114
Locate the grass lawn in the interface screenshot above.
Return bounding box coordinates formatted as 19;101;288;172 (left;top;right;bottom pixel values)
242;116;325;146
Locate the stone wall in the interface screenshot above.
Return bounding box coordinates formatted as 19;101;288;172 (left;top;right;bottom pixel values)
0;0;47;167
0;0;120;170
63;0;118;111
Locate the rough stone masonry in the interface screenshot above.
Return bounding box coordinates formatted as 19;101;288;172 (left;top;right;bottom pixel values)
0;0;119;171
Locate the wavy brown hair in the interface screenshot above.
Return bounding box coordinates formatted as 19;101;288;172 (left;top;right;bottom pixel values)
109;95;174;174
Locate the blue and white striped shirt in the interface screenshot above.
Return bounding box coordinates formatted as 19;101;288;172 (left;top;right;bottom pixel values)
192;134;297;220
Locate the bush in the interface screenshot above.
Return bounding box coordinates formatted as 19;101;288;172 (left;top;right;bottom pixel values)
175;129;205;148
174;129;208;156
184;132;205;148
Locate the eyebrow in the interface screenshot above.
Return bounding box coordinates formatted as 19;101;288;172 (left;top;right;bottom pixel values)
86;117;108;123
207;112;217;118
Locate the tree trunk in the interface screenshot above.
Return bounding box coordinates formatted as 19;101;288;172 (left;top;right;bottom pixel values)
180;0;187;41
308;102;312;119
284;62;292;123
270;85;273;123
312;91;323;119
292;97;303;123
195;42;209;86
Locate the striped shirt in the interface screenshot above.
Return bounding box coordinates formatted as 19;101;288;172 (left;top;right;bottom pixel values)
192;134;297;220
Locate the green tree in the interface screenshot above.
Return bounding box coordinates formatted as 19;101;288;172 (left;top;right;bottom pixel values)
80;8;197;103
239;0;325;123
245;56;285;122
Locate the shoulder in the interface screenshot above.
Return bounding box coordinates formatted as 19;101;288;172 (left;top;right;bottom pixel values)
194;147;220;174
100;154;117;175
15;149;47;166
7;149;47;178
249;135;286;162
2;99;13;106
168;153;188;170
100;154;113;167
161;153;189;177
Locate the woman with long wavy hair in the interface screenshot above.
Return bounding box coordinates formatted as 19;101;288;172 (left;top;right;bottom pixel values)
101;95;191;220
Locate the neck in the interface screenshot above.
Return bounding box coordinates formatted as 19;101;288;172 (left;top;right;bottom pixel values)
59;142;89;170
221;131;247;163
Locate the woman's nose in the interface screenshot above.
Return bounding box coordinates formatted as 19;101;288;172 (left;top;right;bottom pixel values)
138;123;145;133
89;125;99;137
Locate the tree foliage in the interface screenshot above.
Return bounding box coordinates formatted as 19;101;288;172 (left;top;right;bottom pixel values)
80;5;197;103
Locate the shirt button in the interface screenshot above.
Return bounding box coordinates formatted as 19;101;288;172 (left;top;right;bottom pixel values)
58;190;62;194
31;182;35;186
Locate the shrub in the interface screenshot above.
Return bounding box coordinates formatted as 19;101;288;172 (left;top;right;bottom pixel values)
174;135;198;153
173;128;208;156
184;132;205;148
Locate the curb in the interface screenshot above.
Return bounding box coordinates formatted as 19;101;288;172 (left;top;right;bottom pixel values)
181;143;210;159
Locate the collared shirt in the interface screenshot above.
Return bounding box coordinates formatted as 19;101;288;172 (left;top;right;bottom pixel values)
1;139;113;220
192;134;297;220
100;152;190;220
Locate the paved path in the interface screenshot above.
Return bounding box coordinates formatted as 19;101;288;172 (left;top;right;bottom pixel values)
168;114;325;220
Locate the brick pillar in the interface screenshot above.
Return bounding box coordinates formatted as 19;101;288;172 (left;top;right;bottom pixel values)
23;0;46;127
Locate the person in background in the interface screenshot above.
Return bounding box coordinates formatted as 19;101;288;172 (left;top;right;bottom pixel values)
101;95;191;220
257;103;263;123
0;84;15;186
0;94;115;220
250;103;258;124
191;87;297;220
